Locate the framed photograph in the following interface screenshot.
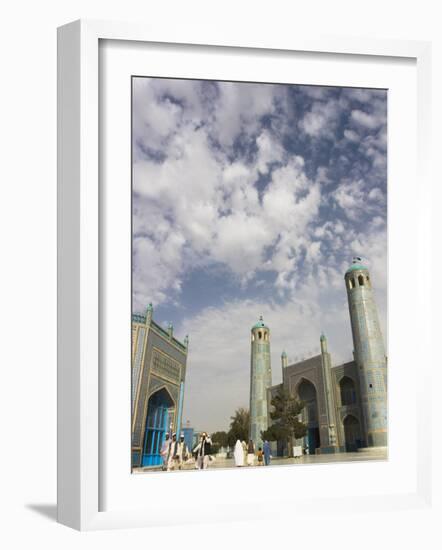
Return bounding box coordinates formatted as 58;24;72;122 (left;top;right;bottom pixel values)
57;20;433;530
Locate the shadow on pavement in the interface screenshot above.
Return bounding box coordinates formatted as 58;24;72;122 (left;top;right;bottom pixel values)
25;503;57;522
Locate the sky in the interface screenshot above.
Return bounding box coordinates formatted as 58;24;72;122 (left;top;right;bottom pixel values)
132;77;388;434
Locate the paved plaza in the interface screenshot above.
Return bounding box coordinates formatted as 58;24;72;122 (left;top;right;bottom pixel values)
134;447;388;474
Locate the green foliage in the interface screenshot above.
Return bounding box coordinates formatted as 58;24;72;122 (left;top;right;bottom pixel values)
211;430;229;448
261;388;307;449
227;407;250;447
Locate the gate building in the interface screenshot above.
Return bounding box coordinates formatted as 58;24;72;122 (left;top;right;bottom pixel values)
131;303;189;468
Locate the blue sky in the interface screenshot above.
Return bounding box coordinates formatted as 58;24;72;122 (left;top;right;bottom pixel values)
132;78;387;433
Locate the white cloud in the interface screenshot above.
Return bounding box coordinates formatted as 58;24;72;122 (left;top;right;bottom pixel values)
343;128;359;142
210;82;279;148
212;212;272;275
334;179;366;212
299;99;341;138
351;109;377;128
368;187;384;202
255;130;284;174
333;179;385;222
132;232;185;311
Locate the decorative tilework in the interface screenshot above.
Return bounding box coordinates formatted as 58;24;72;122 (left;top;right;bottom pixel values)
151;349;181;383
132;327;145;413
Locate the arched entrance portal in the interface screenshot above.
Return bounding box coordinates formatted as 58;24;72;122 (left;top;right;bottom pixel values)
142;388;175;466
297;379;320;454
343;414;362;452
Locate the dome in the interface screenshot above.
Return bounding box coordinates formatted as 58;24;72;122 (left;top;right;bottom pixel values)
320;333;326;342
281;350;287;357
252;315;269;330
345;257;368;275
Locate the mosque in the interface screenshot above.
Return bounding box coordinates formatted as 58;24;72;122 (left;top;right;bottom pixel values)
249;258;388;455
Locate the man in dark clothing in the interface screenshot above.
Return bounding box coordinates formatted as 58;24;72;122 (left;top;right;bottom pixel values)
193;432;212;469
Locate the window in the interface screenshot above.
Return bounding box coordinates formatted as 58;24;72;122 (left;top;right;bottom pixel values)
258;331;262;340
349;278;355;289
358;274;364;286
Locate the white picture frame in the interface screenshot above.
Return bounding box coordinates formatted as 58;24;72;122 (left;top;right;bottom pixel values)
57;19;433;531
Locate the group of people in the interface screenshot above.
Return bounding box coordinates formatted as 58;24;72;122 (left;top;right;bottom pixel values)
160;432;190;471
233;439;272;467
160;432;271;471
160;431;213;471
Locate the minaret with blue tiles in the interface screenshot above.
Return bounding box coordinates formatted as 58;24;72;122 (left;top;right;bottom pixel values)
249;316;272;447
345;257;387;447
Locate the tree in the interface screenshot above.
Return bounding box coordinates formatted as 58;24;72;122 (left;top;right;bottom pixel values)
261;388;307;457
227;407;250;447
211;431;229;454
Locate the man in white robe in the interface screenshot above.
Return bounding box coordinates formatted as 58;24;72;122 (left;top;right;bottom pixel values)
160;433;171;471
234;439;244;467
242;440;248;464
175;434;189;470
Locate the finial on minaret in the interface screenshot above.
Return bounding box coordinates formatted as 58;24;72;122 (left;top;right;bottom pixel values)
281;350;288;368
251;315;269;331
167;322;174;339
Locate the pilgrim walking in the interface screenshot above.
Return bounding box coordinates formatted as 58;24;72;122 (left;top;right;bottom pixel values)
167;432;190;471
176;433;189;469
167;433;179;471
234;439;244;467
160;433;171;471
242;440;247;464
193;432;212;470
246;439;255;466
263;439;271;466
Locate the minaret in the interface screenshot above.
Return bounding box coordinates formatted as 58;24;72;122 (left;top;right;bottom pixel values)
145;302;153;325
319;333;338;450
249;316;272;447
345;257;387;447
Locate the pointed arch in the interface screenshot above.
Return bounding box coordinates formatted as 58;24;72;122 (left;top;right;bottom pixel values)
343;414;362;452
142;386;176;466
295;378;320;454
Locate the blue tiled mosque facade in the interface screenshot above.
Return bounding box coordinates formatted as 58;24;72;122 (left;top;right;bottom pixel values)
131;304;188;468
